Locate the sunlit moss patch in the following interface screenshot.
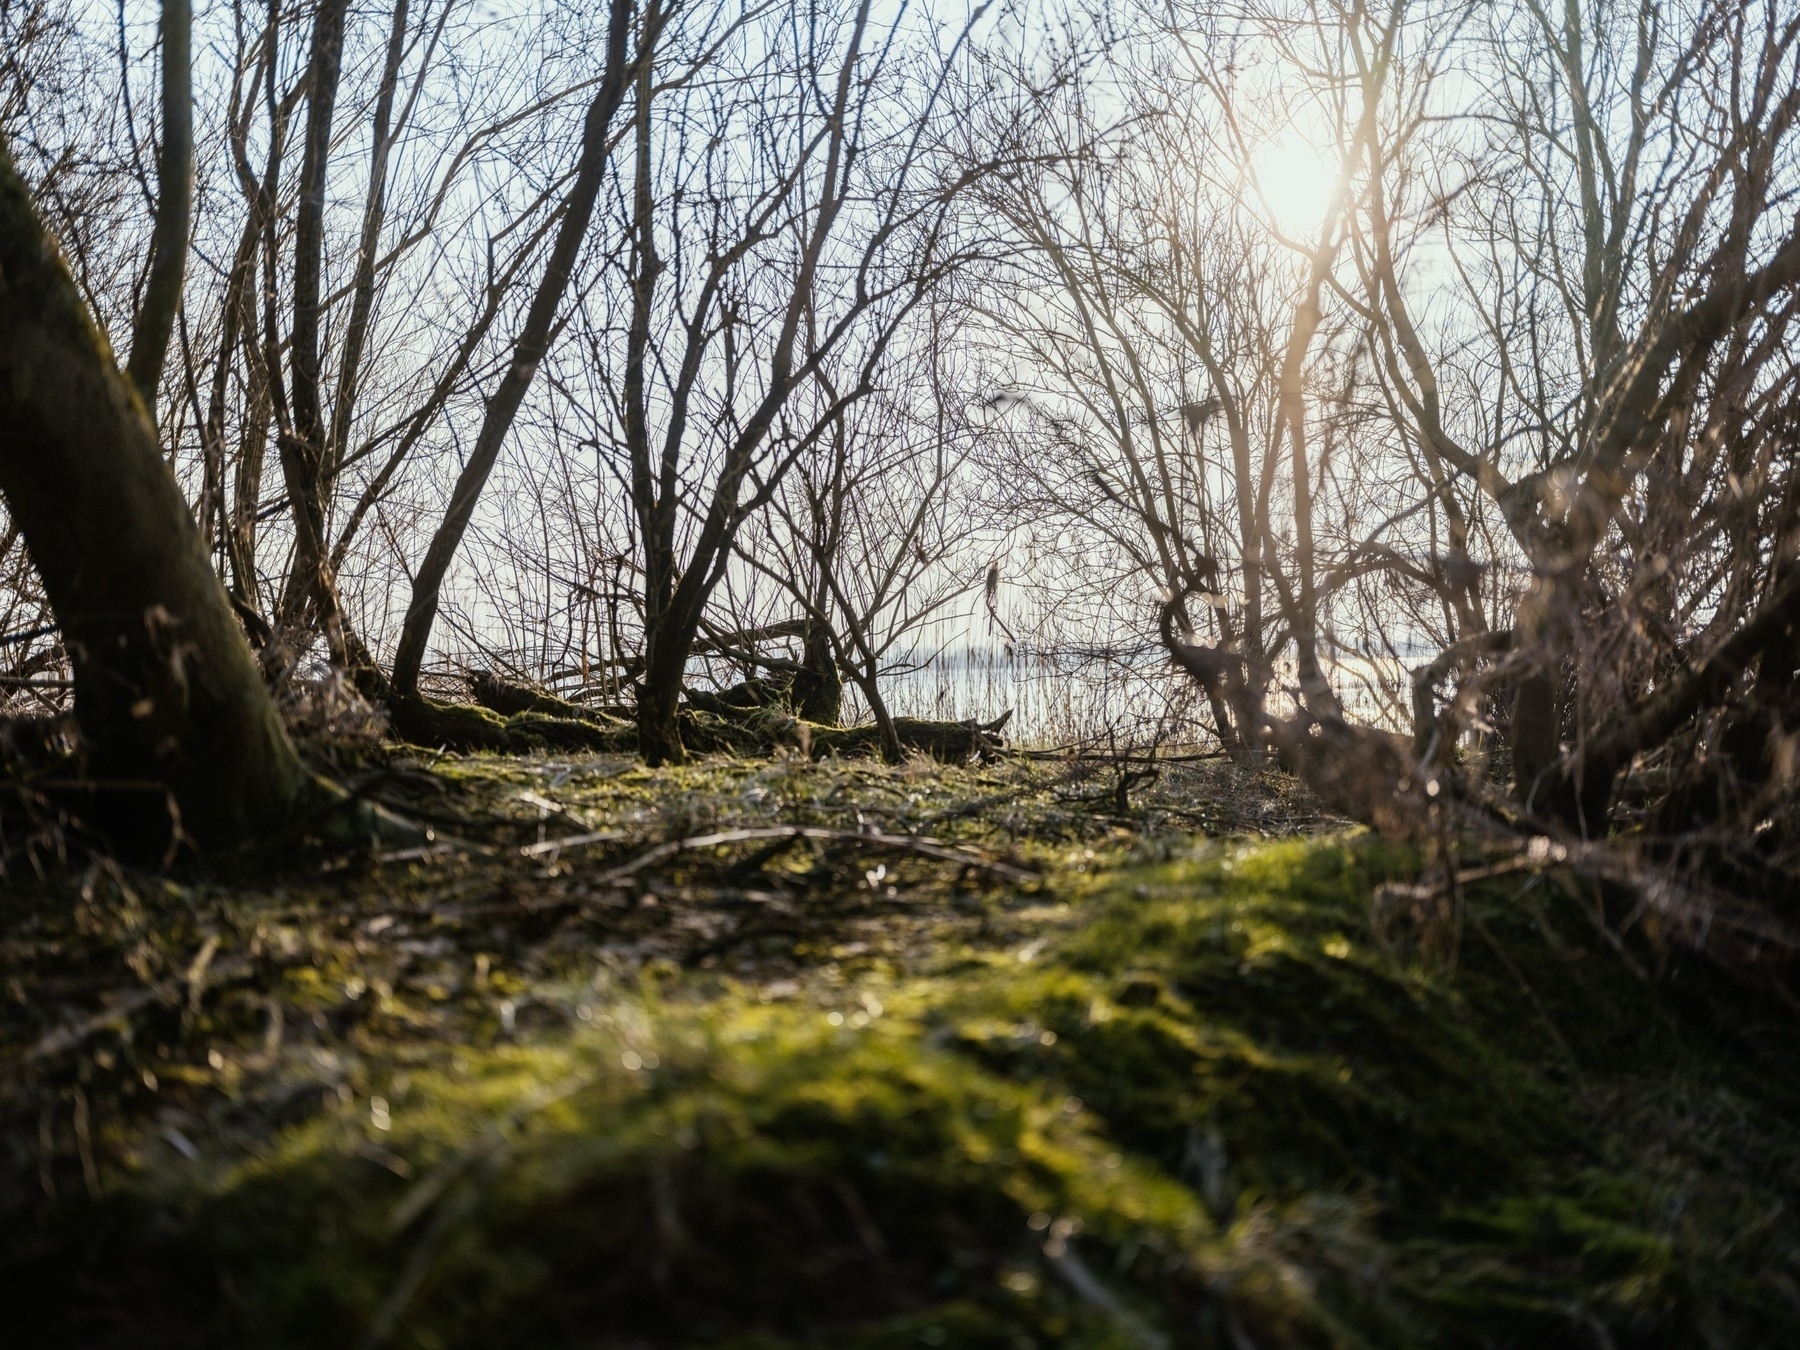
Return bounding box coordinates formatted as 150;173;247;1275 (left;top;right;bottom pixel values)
4;758;1797;1347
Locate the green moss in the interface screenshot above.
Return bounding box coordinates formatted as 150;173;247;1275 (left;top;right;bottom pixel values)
6;762;1798;1347
170;1000;1219;1347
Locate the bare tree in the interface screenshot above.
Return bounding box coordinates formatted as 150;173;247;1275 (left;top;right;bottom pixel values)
580;0;997;763
122;0;191;419
386;0;639;708
0;135;317;847
736;308;984;758
1085;0;1800;909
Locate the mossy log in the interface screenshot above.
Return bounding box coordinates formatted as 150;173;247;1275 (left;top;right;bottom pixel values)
403;674;1011;763
690;699;1011;762
389;695;636;754
682;674;792;716
808;711;1011;762
469;671;632;728
386;695;765;757
462;674;772;755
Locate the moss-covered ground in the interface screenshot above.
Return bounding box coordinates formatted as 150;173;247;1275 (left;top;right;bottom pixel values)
1;749;1797;1347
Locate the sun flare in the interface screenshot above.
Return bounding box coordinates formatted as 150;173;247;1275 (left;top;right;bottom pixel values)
1247;131;1340;236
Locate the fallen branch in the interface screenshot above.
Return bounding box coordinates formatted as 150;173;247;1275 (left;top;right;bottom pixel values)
21;948;255;1065
524;824;1040;885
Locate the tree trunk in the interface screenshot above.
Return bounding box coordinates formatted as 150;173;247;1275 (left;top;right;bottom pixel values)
0;137;314;848
1508;581;1580;828
636;657;686;767
791;619;842;724
389;0;636;699
276;0;349;629
124;0;193;422
201;210;258;568
853;664;903;764
326;0;411;486
1179;595;1246;764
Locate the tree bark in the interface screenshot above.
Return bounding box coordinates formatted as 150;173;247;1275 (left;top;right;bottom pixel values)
636;666;685;767
326;0;412;485
0;137;314;848
276;0;350;629
124;0;193;422
791;620;843;725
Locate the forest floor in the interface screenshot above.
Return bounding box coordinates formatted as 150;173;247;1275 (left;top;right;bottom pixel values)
2;746;1798;1348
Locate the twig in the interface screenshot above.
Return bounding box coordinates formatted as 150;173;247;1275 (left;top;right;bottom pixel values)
526;824;1040;884
920;782;1044;828
518;828;627;857
21;951;254;1064
1043;1236;1168;1350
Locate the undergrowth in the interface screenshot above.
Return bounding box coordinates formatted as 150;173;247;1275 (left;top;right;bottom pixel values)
2;752;1796;1347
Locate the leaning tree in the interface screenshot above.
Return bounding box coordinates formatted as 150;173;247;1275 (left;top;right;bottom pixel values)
0;133;323;850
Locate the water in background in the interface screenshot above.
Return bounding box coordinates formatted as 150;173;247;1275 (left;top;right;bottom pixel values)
848;642;1192;749
442;635;1412;752
844;642;1411;749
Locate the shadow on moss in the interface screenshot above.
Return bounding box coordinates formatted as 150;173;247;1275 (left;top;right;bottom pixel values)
8;834;1799;1348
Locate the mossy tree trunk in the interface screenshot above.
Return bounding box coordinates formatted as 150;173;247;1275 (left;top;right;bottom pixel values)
791;620;842;726
0;137;315;848
637;667;685;767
